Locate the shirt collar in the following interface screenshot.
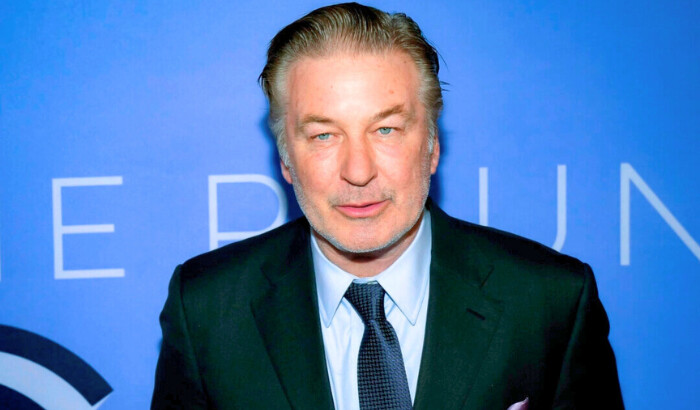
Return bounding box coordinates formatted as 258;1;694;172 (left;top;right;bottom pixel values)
313;210;432;328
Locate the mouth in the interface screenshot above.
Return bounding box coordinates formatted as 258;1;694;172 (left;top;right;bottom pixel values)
335;200;388;218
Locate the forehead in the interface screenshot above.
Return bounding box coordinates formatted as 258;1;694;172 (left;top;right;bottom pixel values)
284;50;422;122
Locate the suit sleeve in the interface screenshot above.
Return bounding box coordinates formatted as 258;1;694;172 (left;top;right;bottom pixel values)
552;264;624;409
152;265;209;409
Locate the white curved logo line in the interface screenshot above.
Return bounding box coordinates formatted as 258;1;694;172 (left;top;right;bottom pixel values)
0;352;108;409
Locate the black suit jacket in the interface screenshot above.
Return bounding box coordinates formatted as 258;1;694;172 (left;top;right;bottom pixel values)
152;201;623;409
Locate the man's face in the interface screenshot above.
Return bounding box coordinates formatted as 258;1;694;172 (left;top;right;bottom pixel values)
281;50;440;255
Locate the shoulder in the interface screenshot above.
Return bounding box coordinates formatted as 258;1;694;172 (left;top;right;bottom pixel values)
181;217;308;276
429;202;602;347
448;212;584;270
429;202;591;300
173;217;310;300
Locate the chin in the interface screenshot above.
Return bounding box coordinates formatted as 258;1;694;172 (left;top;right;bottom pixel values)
316;225;410;255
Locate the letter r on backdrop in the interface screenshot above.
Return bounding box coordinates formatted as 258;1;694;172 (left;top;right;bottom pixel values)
208;174;288;250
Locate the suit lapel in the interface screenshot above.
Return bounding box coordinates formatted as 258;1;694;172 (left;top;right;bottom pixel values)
250;225;334;410
414;203;504;410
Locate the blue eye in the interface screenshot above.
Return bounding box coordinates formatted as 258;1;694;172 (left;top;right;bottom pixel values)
378;127;393;135
315;133;331;140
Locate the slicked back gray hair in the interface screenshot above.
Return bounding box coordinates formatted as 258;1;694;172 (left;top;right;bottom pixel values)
259;2;443;165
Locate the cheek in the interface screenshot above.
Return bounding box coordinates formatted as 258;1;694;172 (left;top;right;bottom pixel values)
291;155;338;193
383;158;424;193
400;152;434;196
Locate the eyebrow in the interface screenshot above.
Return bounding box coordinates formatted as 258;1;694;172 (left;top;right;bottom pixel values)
297;104;413;132
297;115;334;131
369;104;412;123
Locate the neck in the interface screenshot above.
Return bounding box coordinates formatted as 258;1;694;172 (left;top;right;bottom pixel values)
313;212;424;277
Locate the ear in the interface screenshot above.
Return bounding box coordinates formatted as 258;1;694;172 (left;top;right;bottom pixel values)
429;134;440;175
280;159;293;184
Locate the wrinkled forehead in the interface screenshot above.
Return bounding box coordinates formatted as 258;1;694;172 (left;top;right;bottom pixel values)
277;44;423;97
285;51;422;110
285;49;422;99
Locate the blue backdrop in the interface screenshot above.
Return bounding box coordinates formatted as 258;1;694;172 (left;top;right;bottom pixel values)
1;1;698;408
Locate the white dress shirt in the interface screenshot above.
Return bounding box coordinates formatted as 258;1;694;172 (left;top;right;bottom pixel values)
312;211;432;410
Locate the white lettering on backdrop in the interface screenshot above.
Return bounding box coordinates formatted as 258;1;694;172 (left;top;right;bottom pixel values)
52;177;125;279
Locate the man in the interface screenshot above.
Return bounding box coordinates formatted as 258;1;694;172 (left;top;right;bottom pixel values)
152;3;624;409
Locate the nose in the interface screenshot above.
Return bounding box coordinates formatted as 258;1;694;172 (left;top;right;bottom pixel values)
340;135;377;187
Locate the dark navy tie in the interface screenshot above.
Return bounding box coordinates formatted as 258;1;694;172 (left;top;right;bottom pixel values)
345;282;412;410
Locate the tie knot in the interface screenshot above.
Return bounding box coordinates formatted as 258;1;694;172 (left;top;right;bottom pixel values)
344;282;386;324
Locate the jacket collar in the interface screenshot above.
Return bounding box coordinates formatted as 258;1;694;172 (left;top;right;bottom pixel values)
413;200;504;410
251;220;335;410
